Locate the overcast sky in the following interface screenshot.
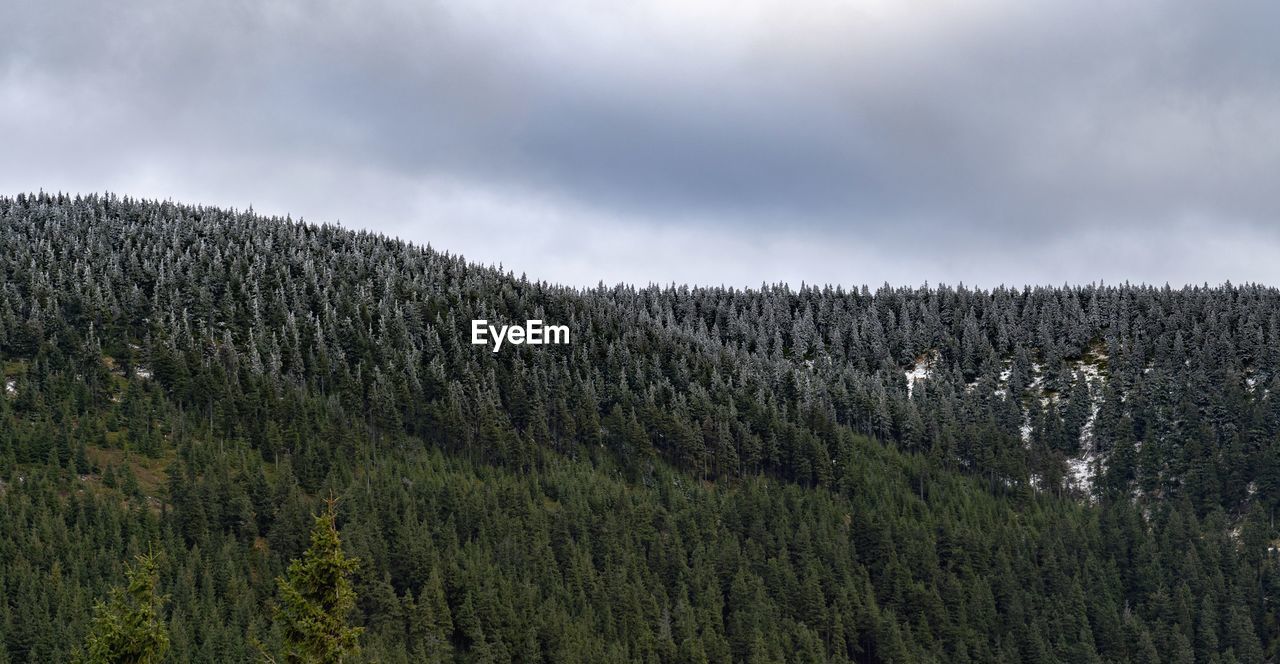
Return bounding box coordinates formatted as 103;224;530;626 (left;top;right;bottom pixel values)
4;0;1279;287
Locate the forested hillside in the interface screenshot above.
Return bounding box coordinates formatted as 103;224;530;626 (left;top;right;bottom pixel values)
2;192;1279;662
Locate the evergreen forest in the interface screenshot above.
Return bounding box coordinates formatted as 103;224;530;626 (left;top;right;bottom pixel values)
2;192;1280;662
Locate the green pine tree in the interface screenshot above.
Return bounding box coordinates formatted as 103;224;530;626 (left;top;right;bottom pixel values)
272;498;364;663
76;552;170;664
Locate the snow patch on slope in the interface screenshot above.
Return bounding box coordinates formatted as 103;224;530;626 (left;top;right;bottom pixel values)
1068;447;1102;498
905;351;938;399
993;364;1013;398
1028;363;1045;392
1019;349;1108;495
1066;352;1107;497
1245;372;1270;396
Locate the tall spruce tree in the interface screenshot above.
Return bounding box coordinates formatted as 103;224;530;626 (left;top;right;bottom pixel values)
76;553;170;664
272;498;363;664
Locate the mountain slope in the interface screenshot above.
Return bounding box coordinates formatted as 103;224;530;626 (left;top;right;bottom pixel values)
1;192;1277;662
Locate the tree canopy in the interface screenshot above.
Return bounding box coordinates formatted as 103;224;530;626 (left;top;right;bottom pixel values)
0;192;1277;662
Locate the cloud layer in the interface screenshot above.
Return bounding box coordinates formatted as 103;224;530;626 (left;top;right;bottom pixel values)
4;0;1279;287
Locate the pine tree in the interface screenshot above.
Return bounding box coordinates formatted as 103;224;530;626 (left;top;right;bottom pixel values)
76;552;170;664
407;568;453;663
272;498;364;663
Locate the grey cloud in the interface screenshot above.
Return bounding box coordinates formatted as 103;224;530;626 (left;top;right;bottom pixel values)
3;0;1280;285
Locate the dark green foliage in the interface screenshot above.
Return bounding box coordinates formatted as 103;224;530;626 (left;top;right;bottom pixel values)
0;192;1279;661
